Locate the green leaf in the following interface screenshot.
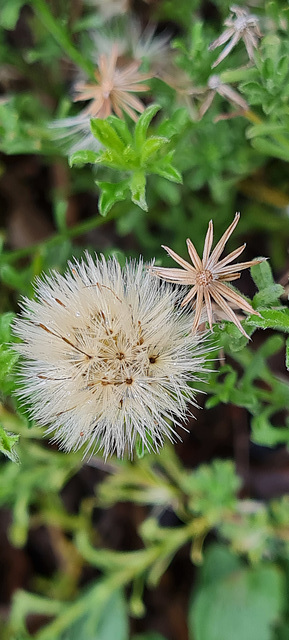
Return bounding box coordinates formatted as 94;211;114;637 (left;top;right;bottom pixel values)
90;119;126;154
246;123;286;140
247;308;289;332
0;425;19;463
241;81;265;104
141;136;168;164
106;116;133;146
152;159;182;183
251;411;289;447
96;181;129;216
61;589;129;640
253;284;284;308
129;172;147;211
250;137;289;162
0;0;25;29
189;545;285;640
0;312;16;343
53;198;67;232
134;104;161;150
69;149;99;166
185;460;240;523
251;260;276;291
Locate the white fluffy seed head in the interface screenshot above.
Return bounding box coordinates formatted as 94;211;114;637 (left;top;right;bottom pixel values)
13;254;209;459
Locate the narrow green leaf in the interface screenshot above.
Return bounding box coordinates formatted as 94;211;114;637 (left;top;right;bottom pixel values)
0;312;16;343
246;123;285;139
134;105;161;150
90;119;126;153
107;116;133;146
140;136;168;164
251;137;289;162
153;162;182;183
129;172;147;211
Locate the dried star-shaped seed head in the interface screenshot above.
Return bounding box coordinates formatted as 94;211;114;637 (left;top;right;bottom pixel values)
149;213;266;338
209;5;262;68
74;44;151;121
198;74;248;119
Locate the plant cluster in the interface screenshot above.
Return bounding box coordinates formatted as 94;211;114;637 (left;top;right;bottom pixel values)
1;0;289;639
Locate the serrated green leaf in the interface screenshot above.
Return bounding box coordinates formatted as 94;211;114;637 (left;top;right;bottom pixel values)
134;104;161;150
96;180;129;216
241;81;265;104
251;260;274;290
69;149;99;166
253;284;284;308
90;119;126;153
247;308;289;332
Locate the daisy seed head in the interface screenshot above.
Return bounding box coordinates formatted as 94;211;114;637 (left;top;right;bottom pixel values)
13;255;208;459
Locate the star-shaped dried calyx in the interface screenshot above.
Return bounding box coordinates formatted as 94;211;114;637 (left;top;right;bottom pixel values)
209;5;262;69
149;213;266;339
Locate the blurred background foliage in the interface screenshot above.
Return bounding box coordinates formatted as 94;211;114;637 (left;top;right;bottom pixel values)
1;0;289;638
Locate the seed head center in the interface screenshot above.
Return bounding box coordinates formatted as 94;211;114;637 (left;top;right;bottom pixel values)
196;269;213;287
101;79;114;98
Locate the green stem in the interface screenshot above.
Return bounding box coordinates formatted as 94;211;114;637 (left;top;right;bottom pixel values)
31;0;95;78
0;208;121;264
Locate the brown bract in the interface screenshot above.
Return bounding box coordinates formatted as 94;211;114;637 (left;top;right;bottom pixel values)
73;44;151;121
149;213;266;338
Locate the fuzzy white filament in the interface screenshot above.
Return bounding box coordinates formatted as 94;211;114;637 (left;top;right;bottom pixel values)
13;255;208;459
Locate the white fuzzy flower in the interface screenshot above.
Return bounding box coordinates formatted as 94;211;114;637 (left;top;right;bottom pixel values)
49;114;101;155
13;255;208;459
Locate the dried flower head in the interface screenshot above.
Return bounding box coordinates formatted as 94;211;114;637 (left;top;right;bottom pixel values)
198;74;248;119
49;114;100;155
149;213;265;338
50;42;151;153
13;255;208;459
209;5;262;69
73;44;151;121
